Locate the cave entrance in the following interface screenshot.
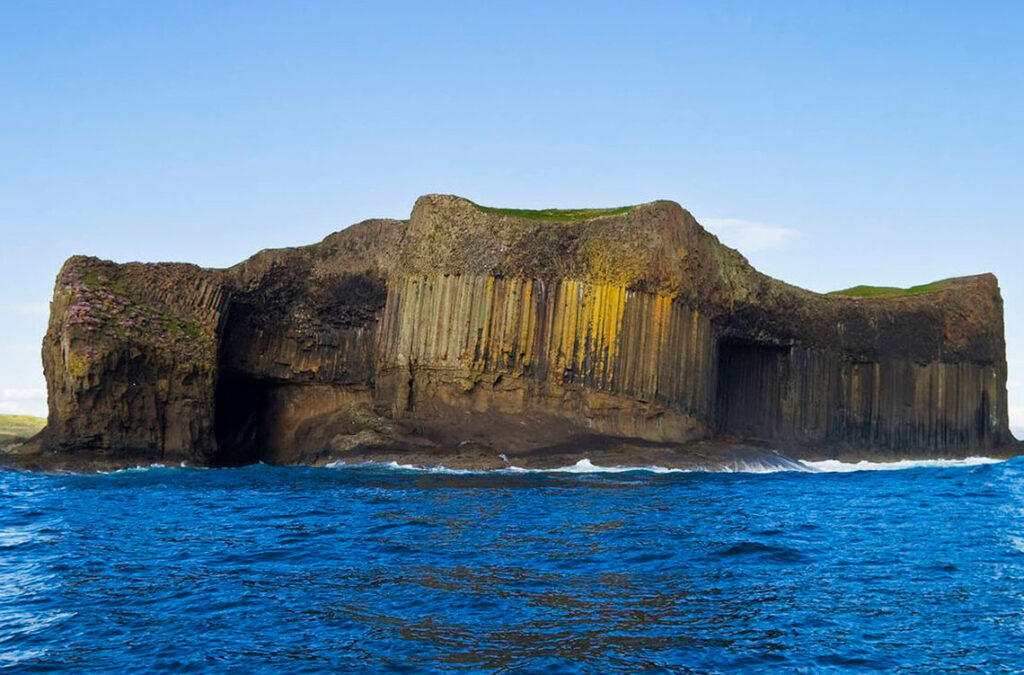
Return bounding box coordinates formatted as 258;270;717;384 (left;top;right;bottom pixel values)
716;339;791;440
214;371;273;466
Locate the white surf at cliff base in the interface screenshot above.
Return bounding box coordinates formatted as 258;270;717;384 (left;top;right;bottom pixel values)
324;456;1007;475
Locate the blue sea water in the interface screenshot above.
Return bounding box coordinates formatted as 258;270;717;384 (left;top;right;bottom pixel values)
2;458;1024;674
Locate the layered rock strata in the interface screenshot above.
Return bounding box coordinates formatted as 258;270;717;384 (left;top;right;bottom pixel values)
16;194;1018;469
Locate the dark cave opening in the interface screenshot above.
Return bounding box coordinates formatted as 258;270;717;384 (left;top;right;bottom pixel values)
716;339;792;441
214;371;273;466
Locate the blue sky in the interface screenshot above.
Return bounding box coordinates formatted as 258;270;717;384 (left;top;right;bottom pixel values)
2;1;1022;434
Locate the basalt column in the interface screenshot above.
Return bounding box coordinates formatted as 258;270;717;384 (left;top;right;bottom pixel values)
716;342;1009;454
376;273;717;442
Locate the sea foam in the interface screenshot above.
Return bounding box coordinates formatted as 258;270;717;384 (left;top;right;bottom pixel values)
326;456;1006;475
800;457;1003;473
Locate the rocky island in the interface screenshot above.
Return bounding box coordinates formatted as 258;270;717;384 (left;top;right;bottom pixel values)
8;195;1019;471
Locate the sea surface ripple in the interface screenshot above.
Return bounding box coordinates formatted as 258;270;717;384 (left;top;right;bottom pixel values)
2;458;1024;673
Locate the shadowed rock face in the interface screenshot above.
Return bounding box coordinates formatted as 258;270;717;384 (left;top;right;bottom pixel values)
22;194;1018;469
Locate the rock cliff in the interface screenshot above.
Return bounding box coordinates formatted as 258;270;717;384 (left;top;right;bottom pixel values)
15;195;1019;470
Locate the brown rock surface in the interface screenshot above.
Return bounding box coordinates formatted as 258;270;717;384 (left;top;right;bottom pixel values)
9;194;1019;471
36;256;228;465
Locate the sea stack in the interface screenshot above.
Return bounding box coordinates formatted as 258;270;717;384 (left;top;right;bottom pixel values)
22;195;1018;469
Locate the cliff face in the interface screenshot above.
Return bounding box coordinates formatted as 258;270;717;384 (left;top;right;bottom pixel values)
41;257;228;464
214;218;403;465
26;194;1018;468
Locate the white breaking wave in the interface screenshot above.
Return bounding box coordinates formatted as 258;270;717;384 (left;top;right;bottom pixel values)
800;457;1003;473
325;460;481;475
97;463;168;475
324;458;685;474
326;455;1007;475
506;458;689;474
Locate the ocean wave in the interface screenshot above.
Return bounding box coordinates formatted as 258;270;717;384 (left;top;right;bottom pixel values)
506;458;690;474
325;456;1007;475
96;463;170;475
325;460;482;475
323;458;685;475
800;457;1004;473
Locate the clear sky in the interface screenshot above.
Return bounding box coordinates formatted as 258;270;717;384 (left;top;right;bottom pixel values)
2;1;1022;435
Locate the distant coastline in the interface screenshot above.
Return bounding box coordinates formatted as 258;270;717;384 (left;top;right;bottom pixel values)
0;414;45;452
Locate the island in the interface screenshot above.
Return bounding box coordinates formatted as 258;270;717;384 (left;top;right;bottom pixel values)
8;195;1019;471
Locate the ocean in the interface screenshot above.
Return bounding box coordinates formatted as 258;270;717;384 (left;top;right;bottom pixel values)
2;457;1023;673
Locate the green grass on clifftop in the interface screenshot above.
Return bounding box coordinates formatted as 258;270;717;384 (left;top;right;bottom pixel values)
0;414;46;448
473;203;634;222
828;280;950;298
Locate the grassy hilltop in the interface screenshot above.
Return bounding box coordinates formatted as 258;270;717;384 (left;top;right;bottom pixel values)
828;280;950;298
0;414;46;450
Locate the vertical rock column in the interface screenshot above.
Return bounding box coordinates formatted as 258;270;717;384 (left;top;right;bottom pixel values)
376;273;717;441
717;343;1010;454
